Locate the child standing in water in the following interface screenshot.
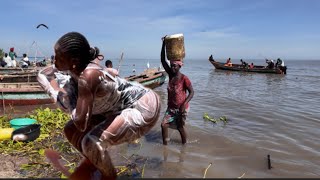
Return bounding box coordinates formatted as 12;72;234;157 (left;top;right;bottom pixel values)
160;36;194;145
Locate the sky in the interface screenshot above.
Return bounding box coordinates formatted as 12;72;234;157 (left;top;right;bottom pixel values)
1;0;320;60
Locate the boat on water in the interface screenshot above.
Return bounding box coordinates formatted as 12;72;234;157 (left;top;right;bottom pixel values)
0;72;38;83
0;67;38;74
0;65;51;83
125;68;167;89
208;58;287;74
0;82;54;106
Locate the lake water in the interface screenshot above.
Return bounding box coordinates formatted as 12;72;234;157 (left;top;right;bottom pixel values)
113;58;320;178
2;58;319;178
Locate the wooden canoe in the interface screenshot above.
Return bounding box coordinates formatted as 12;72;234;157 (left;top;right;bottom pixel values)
125;68;167;89
0;73;38;83
0;82;54;106
208;59;287;74
0;67;38;74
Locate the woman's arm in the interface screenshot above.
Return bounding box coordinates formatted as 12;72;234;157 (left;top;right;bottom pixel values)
179;76;194;113
161;37;172;76
71;70;101;132
37;65;61;102
180;84;194;113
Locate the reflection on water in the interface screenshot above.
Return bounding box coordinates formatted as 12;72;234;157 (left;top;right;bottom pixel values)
162;145;186;163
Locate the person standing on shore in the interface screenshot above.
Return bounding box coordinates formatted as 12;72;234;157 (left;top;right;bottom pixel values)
160;36;194;145
37;32;161;179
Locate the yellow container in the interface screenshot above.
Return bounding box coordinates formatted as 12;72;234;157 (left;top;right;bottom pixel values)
165;33;185;61
0;128;14;140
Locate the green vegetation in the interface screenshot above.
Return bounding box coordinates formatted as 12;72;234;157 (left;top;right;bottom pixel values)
203;112;228;124
0;107;79;178
0;107;148;178
0;48;4;60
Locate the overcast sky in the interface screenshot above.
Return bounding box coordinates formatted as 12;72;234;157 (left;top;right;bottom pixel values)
1;0;320;60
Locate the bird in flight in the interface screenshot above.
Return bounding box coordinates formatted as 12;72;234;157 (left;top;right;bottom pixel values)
36;24;49;29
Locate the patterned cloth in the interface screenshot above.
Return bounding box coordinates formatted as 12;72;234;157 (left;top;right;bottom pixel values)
167;74;192;109
162;107;189;129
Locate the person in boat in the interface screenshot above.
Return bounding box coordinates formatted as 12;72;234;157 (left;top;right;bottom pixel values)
265;59;275;69
225;57;232;67
132;64;136;74
36;59;47;67
0;55;7;67
275;58;286;74
240;59;248;68
8;48;17;61
160;35;194;145
269;59;275;69
20;53;30;68
209;54;214;61
104;59;119;77
249;62;254;69
3;53;13;67
8;48;17;67
37;32;161;179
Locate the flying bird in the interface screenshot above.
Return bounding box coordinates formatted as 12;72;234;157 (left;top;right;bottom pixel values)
36;24;49;29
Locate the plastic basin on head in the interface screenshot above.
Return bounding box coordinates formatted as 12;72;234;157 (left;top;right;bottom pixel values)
10;118;37;129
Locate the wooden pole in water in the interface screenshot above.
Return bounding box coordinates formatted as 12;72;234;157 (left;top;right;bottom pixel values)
267;154;272;169
117;52;124;75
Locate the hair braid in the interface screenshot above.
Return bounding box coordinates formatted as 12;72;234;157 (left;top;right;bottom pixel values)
56;32;99;67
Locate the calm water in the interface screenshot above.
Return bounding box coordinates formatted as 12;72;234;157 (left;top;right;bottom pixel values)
2;58;319;178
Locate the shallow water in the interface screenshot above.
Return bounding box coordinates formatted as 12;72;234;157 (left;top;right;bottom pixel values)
2;59;320;178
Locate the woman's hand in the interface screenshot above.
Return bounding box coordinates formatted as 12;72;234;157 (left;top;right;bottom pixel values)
161;35;167;41
179;103;186;114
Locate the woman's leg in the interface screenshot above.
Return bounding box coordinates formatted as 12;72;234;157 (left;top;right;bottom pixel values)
80;90;161;178
64;115;114;180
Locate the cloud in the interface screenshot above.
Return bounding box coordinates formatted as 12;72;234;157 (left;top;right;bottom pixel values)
192;28;240;39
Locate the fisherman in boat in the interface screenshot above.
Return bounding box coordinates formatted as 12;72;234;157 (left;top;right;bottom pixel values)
208;54;214;61
3;53;13;67
265;59;275;69
132;64;136;74
225;57;232;67
20;53;30;68
36;59;47;67
249;62;254;69
8;48;17;62
275;58;286;74
104;59;119;77
240;59;248;68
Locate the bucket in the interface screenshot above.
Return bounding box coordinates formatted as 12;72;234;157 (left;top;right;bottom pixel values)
10;118;37;130
165;33;185;61
11;124;41;142
0;128;14;140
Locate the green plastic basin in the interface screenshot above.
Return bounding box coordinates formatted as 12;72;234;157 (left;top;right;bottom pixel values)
10;118;37;130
